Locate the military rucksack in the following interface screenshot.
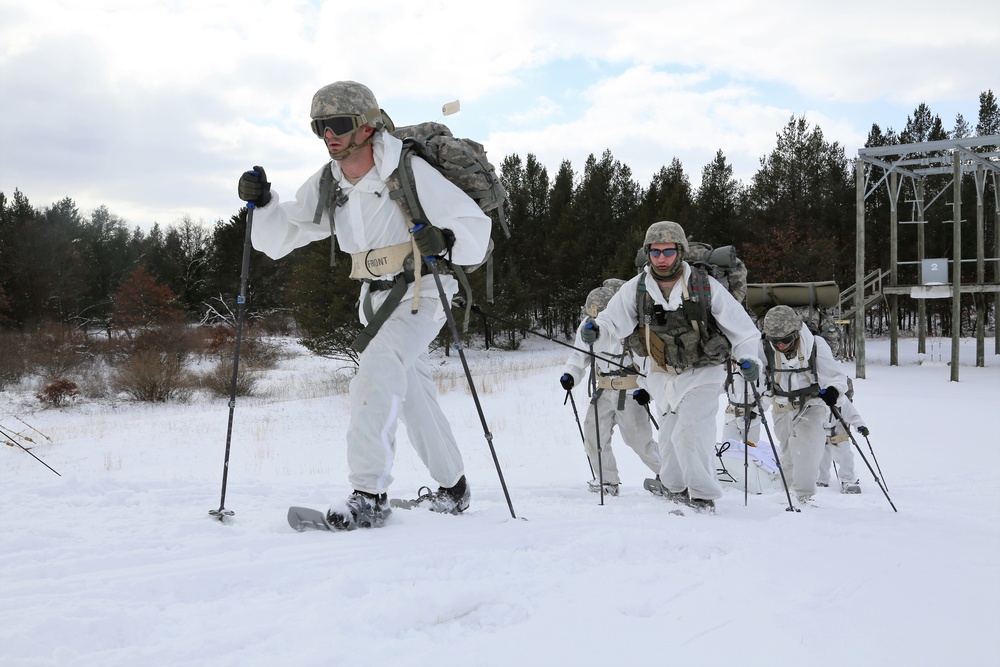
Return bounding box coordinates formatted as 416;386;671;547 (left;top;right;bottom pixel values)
315;122;510;328
685;242;748;305
745;281;842;359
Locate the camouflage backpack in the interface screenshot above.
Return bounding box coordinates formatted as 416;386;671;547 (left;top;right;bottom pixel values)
685;242;748;305
316;122;510;327
792;305;841;359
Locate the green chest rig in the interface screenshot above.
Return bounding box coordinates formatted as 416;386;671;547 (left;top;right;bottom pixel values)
626;268;731;374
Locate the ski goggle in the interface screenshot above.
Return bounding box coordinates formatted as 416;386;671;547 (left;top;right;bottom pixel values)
310;108;383;138
311;115;363;138
769;333;798;347
648;248;678;259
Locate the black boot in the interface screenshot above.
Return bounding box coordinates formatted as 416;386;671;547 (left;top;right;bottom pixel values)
327;490;391;530
427;475;471;514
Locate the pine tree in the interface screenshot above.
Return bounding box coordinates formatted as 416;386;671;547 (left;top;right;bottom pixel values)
742;116;853;284
692;150;743;247
976;90;999;137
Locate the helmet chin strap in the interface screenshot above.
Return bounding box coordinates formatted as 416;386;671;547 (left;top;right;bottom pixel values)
328;128;375;161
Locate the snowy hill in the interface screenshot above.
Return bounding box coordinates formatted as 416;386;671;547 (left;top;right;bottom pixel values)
2;336;998;666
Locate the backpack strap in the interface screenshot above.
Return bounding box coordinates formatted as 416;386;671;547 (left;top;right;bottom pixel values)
386;141;479;331
314;162;349;267
351;272;414;354
689;265;713;342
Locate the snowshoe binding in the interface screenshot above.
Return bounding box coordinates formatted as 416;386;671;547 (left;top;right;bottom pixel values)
390;475;470;515
588;480;620;496
643;478;688;516
325;490;391;531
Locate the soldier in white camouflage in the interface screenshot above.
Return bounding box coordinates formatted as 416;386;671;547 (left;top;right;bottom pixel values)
818;377;867;493
757;305;849;505
560;279;661;496
583;221;762;514
238;81;492;529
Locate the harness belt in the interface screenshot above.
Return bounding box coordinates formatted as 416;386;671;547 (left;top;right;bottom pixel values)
349;242;413;280
725;404;758;419
596;374;639;391
351;268;417;354
826;431;849;444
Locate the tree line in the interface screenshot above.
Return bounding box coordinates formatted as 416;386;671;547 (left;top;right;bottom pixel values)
1;92;997;357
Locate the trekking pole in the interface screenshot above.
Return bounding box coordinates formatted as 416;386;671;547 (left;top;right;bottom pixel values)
864;433;889;491
467;302;641;375
632;392;660;430
425;256;516;519
742;381;750;506
0;425;61;476
741;368;799;513
585;326;605;506
209;203;255;521
831;406;897;512
564;390;596;480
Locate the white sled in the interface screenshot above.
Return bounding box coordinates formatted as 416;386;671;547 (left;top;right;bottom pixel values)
716;439;783;495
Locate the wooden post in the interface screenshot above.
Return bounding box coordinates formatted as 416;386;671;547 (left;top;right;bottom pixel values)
995;171;1000;356
975;165;985;367
889;171;899;366
917;179;927;352
950;153;961;381
855;158;866;379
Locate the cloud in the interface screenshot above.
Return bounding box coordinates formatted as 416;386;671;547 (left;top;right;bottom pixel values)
1;0;996;229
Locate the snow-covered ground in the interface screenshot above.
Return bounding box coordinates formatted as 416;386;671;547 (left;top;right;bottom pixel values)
2;335;998;667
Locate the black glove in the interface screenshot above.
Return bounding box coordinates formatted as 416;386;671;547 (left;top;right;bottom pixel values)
581;320;600;345
412;223;453;258
858;425;870;437
737;358;759;383
559;374;574;391
238;165;272;207
632;389;651;406
819;386;840;406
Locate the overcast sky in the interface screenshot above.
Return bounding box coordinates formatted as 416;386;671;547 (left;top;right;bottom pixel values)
1;0;996;232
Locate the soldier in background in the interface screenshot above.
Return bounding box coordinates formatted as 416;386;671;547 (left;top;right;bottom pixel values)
560;279;661;496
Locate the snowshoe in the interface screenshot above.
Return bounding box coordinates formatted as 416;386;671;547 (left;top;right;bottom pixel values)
390;475;470;515
644;478;688;502
642;478;688;515
688;498;716;515
587;480;620;496
841;481;861;494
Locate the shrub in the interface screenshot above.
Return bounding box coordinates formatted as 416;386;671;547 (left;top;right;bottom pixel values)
26;322;88;378
197;355;259;398
112;349;192;402
36;379;80;407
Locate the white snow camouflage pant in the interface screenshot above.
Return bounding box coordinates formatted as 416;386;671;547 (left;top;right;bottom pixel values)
657;383;724;501
774;403;826;499
346;297;464;495
818;439;857;486
722;406;762;445
583;387;661;485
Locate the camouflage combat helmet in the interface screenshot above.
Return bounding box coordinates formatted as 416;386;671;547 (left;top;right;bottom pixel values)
584;279;625;317
762;305;802;341
602;278;625;291
310;81;392;131
643;221;689;252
